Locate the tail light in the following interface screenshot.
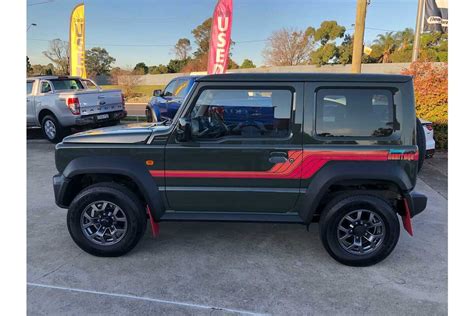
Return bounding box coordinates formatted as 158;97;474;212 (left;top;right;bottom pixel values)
424;124;433;131
66;97;80;115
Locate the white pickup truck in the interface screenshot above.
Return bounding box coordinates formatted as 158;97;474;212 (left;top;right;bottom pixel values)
27;76;127;143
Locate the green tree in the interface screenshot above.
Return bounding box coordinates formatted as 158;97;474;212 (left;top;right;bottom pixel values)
174;38;192;60
306;21;346;46
149;65;169;74
192;18;213;57
371;32;397;63
85;47;116;78
310;43;338;66
167;58;190;73
240;59;256;68
420;32;448;62
306;21;346;66
134;62;149;75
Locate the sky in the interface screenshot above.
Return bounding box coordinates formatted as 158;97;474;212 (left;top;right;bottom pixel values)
27;0;418;68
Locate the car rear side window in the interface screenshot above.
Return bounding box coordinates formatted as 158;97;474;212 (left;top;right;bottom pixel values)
27;81;33;95
190;88;292;139
50;79;84;91
315;88;398;138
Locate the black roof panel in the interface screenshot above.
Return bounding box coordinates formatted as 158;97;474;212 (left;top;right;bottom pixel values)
197;72;412;83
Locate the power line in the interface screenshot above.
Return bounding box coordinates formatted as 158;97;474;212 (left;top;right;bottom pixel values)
28;0;54;7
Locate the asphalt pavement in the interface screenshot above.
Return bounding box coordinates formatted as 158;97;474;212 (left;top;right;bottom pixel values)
27;136;447;315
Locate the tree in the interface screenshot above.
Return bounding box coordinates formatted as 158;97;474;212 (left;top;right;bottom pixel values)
85;47;116;78
149;65;169;74
167;58;190;73
306;21;346;46
420;32;448;62
371;32;397;63
263;28;313;66
27;56;32;75
174;38;192;60
192;18;213;57
43;39;70;75
240;59;256;68
133;62;149;75
310;43;338;66
306;21;346;67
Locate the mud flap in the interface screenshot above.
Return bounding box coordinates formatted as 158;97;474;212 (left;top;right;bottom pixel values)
146;206;160;238
402;198;413;236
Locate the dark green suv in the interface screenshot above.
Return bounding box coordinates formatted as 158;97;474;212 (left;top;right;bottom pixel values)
53;73;427;266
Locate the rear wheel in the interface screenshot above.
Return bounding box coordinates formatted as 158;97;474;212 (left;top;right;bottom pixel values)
41;115;65;143
67;182;147;257
416;118;426;172
319;194;400;267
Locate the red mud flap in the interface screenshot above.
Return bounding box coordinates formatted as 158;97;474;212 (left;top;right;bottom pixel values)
402;198;413;236
146;206;160;238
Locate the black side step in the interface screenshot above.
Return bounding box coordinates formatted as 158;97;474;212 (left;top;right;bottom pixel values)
160;211;304;224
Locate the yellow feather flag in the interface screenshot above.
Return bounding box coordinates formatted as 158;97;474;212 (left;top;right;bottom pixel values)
69;3;87;78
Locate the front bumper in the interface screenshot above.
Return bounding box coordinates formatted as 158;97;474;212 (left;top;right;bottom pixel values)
75;110;127;126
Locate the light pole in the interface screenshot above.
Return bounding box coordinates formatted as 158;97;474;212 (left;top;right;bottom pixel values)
27;23;37;31
412;0;425;62
351;0;368;73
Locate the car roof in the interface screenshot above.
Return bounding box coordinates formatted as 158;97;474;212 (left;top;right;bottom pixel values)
197;73;412;83
27;75;83;81
172;75;202;81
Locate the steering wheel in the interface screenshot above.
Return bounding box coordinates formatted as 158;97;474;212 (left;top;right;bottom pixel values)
232;120;267;135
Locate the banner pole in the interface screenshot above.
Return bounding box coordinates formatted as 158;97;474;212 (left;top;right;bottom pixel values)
412;0;425;62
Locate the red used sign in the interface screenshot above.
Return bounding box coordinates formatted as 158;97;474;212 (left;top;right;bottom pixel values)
207;0;233;74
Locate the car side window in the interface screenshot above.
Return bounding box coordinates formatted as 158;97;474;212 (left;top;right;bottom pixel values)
315;88;398;138
174;79;190;98
40;81;52;94
163;80;177;97
27;81;34;95
189;88;292;139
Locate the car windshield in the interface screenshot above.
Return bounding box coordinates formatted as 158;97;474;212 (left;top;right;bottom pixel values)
50;79;85;91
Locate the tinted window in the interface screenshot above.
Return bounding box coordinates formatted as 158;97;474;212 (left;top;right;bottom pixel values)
315;88;397;137
50;79;84;91
190;89;292;139
81;79;99;90
163;80;177;96
27;81;33;94
41;81;52;93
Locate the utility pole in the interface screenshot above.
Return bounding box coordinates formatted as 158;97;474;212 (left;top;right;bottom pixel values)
351;0;368;73
412;0;425;61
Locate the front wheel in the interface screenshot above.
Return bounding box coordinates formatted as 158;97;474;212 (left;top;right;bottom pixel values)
319;194;400;267
67;182;147;257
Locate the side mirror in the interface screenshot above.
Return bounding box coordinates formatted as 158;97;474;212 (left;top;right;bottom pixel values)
176;117;191;142
153;89;162;97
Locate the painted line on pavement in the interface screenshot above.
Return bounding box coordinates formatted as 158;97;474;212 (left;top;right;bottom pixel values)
27;282;267;316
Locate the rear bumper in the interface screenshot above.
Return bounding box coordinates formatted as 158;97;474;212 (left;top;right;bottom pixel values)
406;191;427;218
74;110;127;126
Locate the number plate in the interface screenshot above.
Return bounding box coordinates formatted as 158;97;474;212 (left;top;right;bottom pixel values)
97;114;109;120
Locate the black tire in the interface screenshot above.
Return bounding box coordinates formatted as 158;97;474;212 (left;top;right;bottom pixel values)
416;118;426;172
145;107;154;122
319;193;400;267
41;114;65;143
67;182;147;257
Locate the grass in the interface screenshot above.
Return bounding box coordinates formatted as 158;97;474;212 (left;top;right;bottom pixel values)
101;85;164;103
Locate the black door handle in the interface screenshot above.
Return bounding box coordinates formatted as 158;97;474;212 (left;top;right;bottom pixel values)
269;152;288;164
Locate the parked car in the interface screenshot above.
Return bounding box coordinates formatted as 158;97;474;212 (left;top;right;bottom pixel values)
27;76;127;143
420;118;436;158
53;73;427;266
145;75;199;122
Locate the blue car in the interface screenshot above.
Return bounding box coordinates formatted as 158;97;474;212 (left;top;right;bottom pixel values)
146;76;199;122
145;76;279;131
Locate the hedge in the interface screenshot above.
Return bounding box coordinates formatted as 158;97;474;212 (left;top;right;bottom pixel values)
401;62;448;150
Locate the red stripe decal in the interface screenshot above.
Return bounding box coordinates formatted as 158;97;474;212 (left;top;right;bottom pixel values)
150;150;391;179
